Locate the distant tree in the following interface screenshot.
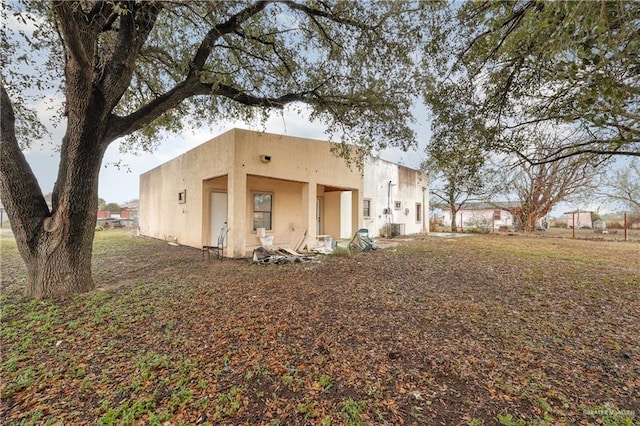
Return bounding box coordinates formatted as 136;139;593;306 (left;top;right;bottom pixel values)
98;198;107;210
505;133;598;232
434;0;640;163
426;144;494;233
1;1;435;298
428;168;492;233
595;160;640;214
423;69;496;232
103;202;121;213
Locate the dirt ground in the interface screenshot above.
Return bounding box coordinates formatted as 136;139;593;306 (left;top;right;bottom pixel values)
1;231;638;425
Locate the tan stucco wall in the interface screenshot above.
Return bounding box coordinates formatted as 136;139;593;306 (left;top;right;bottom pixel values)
232;130;362;188
139;131;235;247
231;131;362;255
139;129;362;257
244;175;305;250
322;191;343;238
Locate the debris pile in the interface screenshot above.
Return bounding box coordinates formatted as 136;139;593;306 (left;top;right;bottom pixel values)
252;247;315;265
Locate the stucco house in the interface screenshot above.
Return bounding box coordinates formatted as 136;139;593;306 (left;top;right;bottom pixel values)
139;128;428;258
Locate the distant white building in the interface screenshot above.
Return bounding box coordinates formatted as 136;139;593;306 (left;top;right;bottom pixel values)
441;201;520;230
565;210;593;229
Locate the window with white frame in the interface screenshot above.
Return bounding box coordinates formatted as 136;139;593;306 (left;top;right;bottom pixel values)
363;199;371;218
253;193;272;230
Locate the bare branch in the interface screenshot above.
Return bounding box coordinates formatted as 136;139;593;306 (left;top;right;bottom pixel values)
189;1;270;76
107;81;319;140
100;2;163;111
282;1;370;30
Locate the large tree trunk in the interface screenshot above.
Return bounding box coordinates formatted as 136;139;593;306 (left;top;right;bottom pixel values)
1;84;107;298
516;204;548;233
3;140;105;298
22;230;95;298
524;214;537;233
24;141;103;298
1;2;161;298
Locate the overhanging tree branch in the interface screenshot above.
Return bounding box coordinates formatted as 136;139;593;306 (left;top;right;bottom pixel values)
447;0;640;163
107;80;321;140
101;2;163;111
282;1;370;30
3;0;433;298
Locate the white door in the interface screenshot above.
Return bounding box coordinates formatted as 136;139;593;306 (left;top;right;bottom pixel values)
210;192;228;246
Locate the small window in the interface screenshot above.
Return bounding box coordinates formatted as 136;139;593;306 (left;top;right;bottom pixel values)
363;199;371;218
416;203;422;222
253;193;272;230
493;210;501;220
394;201;402;210
178;190;186;204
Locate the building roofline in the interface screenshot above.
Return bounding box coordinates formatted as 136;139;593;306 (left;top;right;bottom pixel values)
141;127;425;175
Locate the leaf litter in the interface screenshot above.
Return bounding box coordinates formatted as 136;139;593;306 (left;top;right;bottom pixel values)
1;232;638;425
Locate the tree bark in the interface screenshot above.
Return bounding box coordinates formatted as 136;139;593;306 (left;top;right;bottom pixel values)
3;0;426;297
2;136;105;298
1;2;161;298
1;82;107;298
21;232;95;298
450;208;459;233
448;196;459;233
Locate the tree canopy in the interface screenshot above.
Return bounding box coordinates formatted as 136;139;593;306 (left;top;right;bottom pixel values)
3;0;431;151
595;159;640;214
1;0;435;298
103;202;121;213
504;132;597;231
436;0;640;163
422;69;496;232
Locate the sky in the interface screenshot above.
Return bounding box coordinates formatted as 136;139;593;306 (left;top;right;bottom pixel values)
19;81;624;218
25;112;618;218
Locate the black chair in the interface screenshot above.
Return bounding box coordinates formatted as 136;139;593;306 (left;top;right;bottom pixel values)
202;223;228;261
